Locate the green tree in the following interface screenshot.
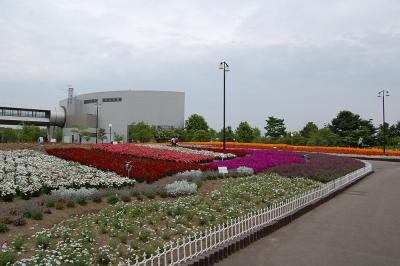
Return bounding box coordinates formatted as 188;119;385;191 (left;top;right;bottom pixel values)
292;132;307;146
218;126;235;142
235;122;254;142
264;116;286;141
252;127;262;143
152;128;176;142
330;111;376;147
114;133;124;143
191;130;211;142
307;127;339;146
185;114;209;132
300;122;318;139
98;128;107;143
54;127;63;142
208;128;218;141
0;128;19;143
129;122;153;142
80;131;92;143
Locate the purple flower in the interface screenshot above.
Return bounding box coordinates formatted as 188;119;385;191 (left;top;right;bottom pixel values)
208;150;305;173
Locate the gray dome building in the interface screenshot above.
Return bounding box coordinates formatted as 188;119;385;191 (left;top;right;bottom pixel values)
59;90;185;143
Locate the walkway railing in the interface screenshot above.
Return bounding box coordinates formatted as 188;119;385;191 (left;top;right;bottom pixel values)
123;161;373;266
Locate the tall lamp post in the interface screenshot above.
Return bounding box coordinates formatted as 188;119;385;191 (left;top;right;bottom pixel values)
94;100;101;144
109;123;112;144
219;61;229;150
378;90;390;154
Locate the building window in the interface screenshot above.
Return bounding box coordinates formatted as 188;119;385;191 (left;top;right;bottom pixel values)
102;97;122;103
84;99;98;104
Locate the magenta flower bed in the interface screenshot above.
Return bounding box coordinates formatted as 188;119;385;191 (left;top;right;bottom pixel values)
94;144;213;163
208;149;305;172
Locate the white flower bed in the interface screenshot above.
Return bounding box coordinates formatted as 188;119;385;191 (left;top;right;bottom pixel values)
0;149;135;198
139;144;236;159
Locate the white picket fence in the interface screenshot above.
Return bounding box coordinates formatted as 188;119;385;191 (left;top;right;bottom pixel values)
123;161;372;266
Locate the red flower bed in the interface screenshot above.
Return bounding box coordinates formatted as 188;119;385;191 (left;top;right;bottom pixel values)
94;144;213;163
46;148;215;182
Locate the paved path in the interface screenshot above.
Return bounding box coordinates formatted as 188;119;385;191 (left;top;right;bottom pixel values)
217;161;400;266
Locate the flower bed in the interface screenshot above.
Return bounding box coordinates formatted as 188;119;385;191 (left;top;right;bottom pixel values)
180;145;249;157
46;148;215;182
94;144;214;163
138;144;237;160
185;141;400;157
273;154;365;183
208;149;305;172
6;173;320;265
0;150;134;200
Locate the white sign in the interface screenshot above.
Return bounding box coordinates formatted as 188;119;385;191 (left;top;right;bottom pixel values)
50;138;57;143
218;167;228;174
112;141;118;145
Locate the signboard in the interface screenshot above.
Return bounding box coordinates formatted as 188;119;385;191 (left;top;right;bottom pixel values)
112;141;118;145
218;167;228;174
50;138;57;143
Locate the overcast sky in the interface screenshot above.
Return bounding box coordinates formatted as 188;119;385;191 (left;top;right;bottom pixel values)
1;0;399;131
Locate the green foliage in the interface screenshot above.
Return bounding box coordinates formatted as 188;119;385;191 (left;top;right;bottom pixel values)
191;130;211;141
113;133;124;143
307;127;339;146
0;223;9;233
218;126;235;142
152;128;176;142
129;122;153;142
80;131;92;143
93;196;102;203
185;114;209;132
12;237;25;251
300;122;318;138
97;251;111;265
54;127;63;142
67;201;76;208
0;128;19;143
36;235;52;249
107;195;119;205
31;210;43;220
264;116;286;140
0;251;16;265
97;128;107;143
329;110;376;147
252;127;262;143
235;122;254;142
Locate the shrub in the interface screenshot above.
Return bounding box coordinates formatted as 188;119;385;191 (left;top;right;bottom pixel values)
55;201;65;210
165;180;197;197
144;192;155;199
12;237;25;251
93;196;102;203
118;232;128;243
120;194;131;202
138;229;150;242
77;197;87;206
31;210;43;220
66;201;76;208
0;223;9;233
107;195;119;205
36;235;52;249
0;251;16;265
97;251;111;265
236;166;254;176
46;200;55;208
12;217;26;226
51;187;97;202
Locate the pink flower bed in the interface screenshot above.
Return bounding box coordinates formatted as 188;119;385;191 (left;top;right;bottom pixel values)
208;149;305;173
94;144;214;163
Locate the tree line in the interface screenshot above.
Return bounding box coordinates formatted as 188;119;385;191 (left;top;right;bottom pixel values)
129;111;400;148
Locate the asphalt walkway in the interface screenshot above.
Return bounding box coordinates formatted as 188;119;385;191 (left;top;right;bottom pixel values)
217;161;400;266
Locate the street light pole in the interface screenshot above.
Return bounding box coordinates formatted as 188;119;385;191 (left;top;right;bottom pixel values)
109;123;112;144
95;100;99;144
378;90;390;154
219;61;229;150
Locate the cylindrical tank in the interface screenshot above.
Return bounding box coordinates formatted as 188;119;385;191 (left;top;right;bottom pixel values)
49;106;66;127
